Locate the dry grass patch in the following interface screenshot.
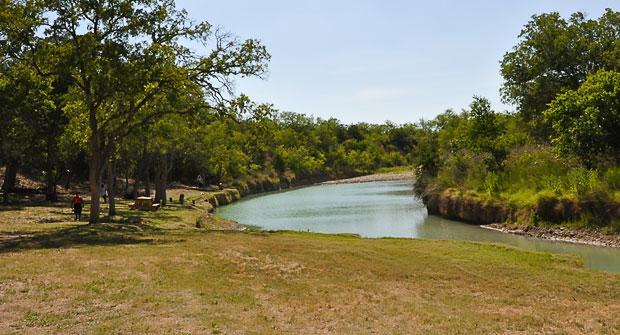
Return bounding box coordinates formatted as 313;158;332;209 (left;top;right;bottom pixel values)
0;199;618;334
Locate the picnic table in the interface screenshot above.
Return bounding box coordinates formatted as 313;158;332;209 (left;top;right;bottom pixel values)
129;197;161;211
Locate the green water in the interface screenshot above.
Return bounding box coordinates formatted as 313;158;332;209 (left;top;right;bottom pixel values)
217;181;620;273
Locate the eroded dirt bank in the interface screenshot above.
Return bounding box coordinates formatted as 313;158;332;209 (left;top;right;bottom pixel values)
422;188;620;248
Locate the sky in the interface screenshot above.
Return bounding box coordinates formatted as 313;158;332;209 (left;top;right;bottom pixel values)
176;0;618;124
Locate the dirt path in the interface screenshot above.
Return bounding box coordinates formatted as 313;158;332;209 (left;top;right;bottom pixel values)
321;172;414;185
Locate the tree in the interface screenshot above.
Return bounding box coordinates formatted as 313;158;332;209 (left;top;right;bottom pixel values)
413;119;440;178
500;9;620;134
0;61;57;200
465;97;507;171
545;70;620;167
1;0;270;222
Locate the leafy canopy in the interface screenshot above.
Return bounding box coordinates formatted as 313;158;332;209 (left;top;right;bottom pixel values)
500;9;620;133
545;69;620;167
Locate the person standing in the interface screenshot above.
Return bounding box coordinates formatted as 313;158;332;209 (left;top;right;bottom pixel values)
101;183;108;203
72;193;84;221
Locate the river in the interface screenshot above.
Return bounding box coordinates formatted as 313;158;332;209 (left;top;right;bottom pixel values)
217;181;620;273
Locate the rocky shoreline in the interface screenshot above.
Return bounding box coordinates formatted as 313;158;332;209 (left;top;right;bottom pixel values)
482;224;620;248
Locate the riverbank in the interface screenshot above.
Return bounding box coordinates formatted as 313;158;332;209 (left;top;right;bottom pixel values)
0;197;618;333
422;188;620;249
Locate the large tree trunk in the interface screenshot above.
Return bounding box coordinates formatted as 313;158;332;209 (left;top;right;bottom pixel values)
154;154;171;206
89;155;101;223
124;166;129;196
131;166;140;200
143;153;151;197
154;154;164;205
107;159;116;216
45;142;58;202
131;144;145;199
2;158;18;192
45;173;58;202
88;129;102;224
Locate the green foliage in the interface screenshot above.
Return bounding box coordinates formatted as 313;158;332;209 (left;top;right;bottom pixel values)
156;109;418;185
274;146;324;177
545;70;620;167
500;9;620;134
415;6;620;226
416;97;512;192
0;0;271;220
417;10;620;230
1;2;618;233
501;147;579;193
466;97;502;152
417;94;618;228
0;61;64;196
483;172;501;196
465;97;507;171
566;168;605;197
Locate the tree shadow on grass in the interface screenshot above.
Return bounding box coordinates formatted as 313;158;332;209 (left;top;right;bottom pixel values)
0;222;172;253
0;205;25;212
0;199;72;212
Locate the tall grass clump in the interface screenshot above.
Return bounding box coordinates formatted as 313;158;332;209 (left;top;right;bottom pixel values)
431;145;618;218
604;167;620;191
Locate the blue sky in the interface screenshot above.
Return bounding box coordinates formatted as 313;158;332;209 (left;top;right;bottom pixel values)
177;0;618;124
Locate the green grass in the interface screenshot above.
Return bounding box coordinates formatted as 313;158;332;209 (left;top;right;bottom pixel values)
0;193;619;334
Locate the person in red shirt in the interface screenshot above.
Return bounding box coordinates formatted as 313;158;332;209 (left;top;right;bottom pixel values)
71;193;83;221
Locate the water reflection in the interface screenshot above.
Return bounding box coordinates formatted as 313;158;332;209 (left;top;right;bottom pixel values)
217;181;620;273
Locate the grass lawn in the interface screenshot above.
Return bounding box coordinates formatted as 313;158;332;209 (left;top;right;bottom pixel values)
0;190;618;334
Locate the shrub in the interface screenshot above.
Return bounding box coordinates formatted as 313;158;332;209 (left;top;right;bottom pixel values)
604;167;620;191
501;146;578;192
541;175;563;195
483;172;501;196
566;168;605;197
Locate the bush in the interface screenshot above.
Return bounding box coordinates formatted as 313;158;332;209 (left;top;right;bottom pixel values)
545;70;620;167
604;167;620;191
501;146;579;193
484;172;501;196
541;175;563;195
566;168;605;197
